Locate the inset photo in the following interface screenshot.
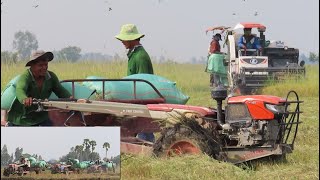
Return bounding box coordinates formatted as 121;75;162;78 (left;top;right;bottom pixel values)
1;127;120;180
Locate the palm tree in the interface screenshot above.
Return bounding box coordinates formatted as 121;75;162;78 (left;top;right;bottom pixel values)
83;139;91;161
75;145;84;160
103;142;110;159
83;139;90;152
89;140;97;152
79;145;84;161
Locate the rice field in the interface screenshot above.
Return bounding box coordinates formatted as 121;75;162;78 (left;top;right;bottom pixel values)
1;61;319;180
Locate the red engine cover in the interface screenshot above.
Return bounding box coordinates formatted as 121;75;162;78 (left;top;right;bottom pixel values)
228;95;286;120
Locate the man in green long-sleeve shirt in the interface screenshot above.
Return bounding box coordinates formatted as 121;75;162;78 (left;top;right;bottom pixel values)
115;24;154;76
7;50;71;126
115;24;155;142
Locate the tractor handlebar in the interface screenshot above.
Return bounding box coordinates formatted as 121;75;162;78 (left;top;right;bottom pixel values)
31;98;79;112
32;98;78;104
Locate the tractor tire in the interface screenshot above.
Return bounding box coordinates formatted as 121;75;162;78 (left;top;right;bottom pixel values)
87;168;92;174
112;165;115;173
3;167;10;177
35;168;40;174
64;169;69;175
17;167;24;176
153;121;222;160
98;166;103;174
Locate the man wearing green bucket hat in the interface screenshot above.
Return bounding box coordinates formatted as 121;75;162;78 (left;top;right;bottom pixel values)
115;24;155;142
115;24;154;76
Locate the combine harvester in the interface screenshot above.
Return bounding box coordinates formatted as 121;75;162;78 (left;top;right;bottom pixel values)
207;22;306;94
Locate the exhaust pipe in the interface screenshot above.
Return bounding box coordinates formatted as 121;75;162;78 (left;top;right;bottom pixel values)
211;86;227;125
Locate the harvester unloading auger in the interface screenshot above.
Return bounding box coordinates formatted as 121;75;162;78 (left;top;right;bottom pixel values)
2;77;302;164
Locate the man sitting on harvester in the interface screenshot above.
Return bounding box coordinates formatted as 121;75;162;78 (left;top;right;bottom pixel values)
237;27;262;56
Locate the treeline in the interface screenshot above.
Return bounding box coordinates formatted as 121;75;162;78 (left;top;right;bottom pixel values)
1;30;113;64
1;145;43;167
0;30;178;64
2;30;318;65
1;138;119;166
58;139;112;163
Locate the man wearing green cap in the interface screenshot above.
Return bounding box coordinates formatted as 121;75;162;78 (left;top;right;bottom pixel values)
7;50;72;126
115;24;155;142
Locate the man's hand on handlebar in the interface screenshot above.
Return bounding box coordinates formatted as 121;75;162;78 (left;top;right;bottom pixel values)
23;97;33;107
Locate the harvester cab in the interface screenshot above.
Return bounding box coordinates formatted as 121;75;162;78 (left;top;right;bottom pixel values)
226;22;305;95
227;23;269;94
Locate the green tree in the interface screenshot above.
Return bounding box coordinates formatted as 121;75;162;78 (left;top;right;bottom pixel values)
59;152;78;162
75;145;84;161
89;140;97;152
9;153;14;164
83;139;91;160
103;142;110;159
83;139;90;151
309;51;319;62
59;46;81;62
12;31;38;60
88;152;100;161
1;145;11;166
110;154;120;165
14;147;23;162
59;147;78;162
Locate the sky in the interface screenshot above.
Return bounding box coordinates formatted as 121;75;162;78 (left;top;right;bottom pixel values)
1;0;319;62
1;127;120;161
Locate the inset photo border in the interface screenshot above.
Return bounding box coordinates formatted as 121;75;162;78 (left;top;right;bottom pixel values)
1;127;121;179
